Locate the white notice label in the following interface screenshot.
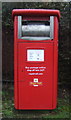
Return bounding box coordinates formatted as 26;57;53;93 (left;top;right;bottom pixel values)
27;49;44;61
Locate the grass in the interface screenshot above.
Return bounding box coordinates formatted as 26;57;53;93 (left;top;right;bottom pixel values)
2;83;70;119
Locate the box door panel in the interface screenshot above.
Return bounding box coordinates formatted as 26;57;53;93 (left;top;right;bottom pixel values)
18;42;53;109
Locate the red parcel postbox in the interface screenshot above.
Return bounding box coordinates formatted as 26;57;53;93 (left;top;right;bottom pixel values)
12;9;60;110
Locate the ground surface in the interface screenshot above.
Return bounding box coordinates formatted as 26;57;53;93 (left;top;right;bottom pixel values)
2;83;71;119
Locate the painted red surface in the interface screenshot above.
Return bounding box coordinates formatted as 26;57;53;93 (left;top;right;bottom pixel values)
12;9;60;21
12;9;60;110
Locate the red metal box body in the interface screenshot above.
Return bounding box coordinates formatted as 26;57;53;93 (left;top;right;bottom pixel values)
12;9;60;110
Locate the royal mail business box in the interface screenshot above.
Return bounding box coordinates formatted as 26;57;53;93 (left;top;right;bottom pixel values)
12;9;60;109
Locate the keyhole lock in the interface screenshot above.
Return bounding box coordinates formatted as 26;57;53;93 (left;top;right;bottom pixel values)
22;70;23;72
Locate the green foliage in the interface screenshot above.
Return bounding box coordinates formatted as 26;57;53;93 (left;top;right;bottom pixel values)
2;85;70;118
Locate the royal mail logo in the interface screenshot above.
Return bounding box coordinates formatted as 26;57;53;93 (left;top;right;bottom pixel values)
30;82;42;86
